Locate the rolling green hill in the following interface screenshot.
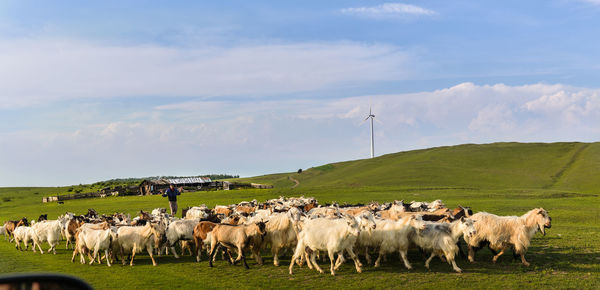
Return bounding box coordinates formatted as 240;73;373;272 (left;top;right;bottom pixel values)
240;142;600;194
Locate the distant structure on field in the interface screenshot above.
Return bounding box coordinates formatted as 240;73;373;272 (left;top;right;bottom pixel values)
139;177;213;195
364;106;376;158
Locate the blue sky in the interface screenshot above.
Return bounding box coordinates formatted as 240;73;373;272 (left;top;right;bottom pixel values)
1;1;599;186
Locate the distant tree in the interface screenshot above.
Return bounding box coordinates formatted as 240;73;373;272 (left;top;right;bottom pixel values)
297;169;303;174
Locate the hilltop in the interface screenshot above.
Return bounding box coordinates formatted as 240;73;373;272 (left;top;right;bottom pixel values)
238;142;600;194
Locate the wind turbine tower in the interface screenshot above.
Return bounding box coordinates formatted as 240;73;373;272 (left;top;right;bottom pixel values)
365;107;376;158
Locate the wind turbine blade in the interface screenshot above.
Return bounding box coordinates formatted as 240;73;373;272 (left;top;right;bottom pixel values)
375;118;383;125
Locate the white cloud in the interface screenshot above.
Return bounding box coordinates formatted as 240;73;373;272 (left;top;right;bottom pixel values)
523;90;600;125
0;38;413;109
341;3;436;18
468;105;516;133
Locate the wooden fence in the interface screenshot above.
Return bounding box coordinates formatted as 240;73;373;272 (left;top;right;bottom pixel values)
42;191;120;203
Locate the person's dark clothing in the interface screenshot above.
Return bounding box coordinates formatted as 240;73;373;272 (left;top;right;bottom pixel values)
162;187;180;202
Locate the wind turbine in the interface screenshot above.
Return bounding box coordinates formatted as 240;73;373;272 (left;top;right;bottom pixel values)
365;106;376;158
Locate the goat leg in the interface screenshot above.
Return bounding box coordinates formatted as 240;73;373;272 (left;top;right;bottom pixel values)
492;247;506;264
130;243;137;266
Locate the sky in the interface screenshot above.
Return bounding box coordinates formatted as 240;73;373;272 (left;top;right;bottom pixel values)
1;0;599;186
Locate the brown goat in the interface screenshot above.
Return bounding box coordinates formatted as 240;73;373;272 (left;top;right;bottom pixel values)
208;222;267;269
65;218;86;249
302;201;318;213
5;218;29;241
235;205;257;216
451;206;473;220
193;221;218;262
214;207;233;217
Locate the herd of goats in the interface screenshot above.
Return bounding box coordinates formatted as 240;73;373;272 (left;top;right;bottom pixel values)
1;196;552;275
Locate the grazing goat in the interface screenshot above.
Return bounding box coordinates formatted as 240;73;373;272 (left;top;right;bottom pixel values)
356;216;425;269
165;219;200;258
185;206;210;220
193;221;218;262
234;205;258;217
307;206;341;219
5;218;29;242
116;223;161;266
257;207;302;266
427;200;446;212
340;206;372;217
378;201;411;220
289;215;363;276
32;220;62;254
208;222;267;269
213;206;233;217
13;225;39;252
85;209;98;219
65;217;85;249
131;211;152;226
466;208;552;266
72;227;115;266
151;208;167;216
451;206;473;219
411;217;476;273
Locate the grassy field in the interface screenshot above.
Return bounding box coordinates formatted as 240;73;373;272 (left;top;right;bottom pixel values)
1;142;600;289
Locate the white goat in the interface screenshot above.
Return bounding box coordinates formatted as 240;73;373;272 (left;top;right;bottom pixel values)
32;220;62;254
357;215;425;269
307;206;340;219
72;227;115;266
289;215;363;276
151;208;167;216
165;219;200;258
185;206;210;220
466;208;552;266
13;225;39;252
411;217;476;273
256;207;302;266
116;223;161;266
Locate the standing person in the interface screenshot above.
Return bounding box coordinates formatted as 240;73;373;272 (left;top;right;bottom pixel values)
162;184;181;215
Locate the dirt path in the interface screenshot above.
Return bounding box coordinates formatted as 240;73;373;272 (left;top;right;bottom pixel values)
547;143;590;188
288;176;300;188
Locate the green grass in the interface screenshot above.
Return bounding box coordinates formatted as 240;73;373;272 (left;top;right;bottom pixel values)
1;142;600;289
240;142;600;194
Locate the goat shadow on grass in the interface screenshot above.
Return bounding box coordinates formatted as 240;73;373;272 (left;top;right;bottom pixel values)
274;245;599;276
442;245;600;275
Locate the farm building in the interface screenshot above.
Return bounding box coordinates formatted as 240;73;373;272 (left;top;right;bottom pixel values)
138;177;214;195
